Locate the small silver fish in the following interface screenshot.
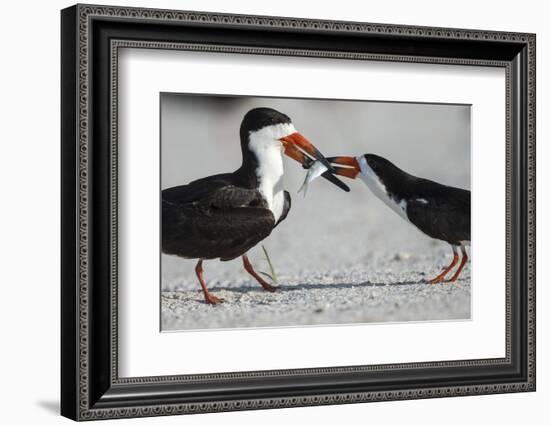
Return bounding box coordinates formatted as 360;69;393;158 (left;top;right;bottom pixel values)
298;160;328;197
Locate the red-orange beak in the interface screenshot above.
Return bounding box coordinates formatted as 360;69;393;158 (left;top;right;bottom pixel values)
279;132;335;173
325;156;361;179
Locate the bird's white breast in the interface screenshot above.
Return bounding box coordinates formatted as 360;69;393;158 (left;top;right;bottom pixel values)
357;155;410;223
248;125;293;223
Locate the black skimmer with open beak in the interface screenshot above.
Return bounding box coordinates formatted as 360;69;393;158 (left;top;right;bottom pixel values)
325;154;471;283
162;108;348;304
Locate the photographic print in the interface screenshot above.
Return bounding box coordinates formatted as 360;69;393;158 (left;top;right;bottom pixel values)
161;94;471;331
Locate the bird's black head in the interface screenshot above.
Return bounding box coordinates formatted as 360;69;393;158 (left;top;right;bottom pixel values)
323;153;416;198
240;107;292;137
362;154;402;180
236;107;345;190
358;153;416;199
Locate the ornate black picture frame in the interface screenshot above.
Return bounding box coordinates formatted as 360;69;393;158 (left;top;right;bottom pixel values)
61;3;535;421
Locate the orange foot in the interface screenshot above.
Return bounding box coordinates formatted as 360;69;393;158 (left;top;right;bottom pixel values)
242;254;278;292
260;282;277;292
429;276;446;285
204;293;224;305
427;247;460;284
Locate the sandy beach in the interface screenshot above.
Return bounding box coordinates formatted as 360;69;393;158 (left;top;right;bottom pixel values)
161;256;471;331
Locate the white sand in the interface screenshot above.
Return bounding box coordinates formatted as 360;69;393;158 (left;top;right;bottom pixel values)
162;272;470;331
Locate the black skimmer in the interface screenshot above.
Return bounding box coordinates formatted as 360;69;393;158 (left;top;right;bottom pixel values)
322;154;471;283
162;108;348;304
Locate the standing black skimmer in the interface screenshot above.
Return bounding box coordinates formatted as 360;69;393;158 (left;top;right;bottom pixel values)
323;154;471;283
162;108;348;304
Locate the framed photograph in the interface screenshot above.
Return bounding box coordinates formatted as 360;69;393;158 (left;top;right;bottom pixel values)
61;4;536;421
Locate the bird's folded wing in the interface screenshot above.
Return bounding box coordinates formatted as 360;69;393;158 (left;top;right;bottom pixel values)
162;176;268;210
406;192;470;243
162;174;233;206
200;186;268;210
162;193;275;260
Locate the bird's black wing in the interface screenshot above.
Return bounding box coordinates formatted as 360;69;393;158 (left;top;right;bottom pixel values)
406;182;471;245
162;174;236;207
162;179;277;261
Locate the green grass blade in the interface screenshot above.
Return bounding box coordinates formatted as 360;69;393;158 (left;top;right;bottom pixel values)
261;245;278;284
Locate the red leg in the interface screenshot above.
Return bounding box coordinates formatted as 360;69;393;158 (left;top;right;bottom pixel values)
428;246;459;284
448;245;468;282
242;254;277;292
195;259;223;304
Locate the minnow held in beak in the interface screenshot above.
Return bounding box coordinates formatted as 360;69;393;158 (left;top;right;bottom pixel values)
300;157;351;194
298;161;329;197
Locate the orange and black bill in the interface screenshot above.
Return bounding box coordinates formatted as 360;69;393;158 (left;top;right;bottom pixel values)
279;132;335;171
325;156;361;179
279;133;350;192
300;155;360;192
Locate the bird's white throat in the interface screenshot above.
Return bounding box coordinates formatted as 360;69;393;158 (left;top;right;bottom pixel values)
248;123;296;223
357;155;409;222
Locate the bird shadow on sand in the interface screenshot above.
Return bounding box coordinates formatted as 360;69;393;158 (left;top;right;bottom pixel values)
170;279;426;299
207;280;427;293
277;280;425;291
